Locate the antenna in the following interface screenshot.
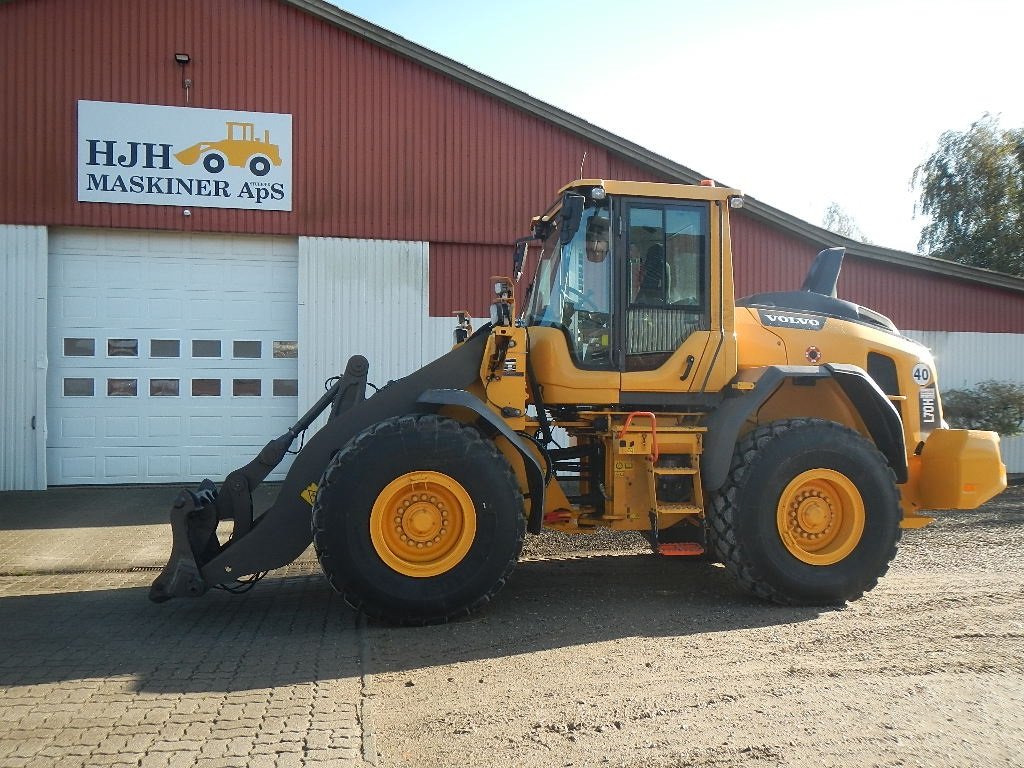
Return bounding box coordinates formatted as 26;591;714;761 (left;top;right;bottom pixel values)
579;152;587;180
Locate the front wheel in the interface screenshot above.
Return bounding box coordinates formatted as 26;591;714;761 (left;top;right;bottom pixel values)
202;152;226;173
312;414;526;624
707;419;901;605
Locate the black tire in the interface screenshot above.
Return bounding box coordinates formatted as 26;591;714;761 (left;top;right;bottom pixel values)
312;414;526;625
707;419;901;605
202;153;226;173
248;155;271;176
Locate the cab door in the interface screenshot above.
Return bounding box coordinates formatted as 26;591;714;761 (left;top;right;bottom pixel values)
617;199;726;396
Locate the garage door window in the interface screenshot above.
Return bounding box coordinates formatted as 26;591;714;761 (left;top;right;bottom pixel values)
192;340;222;358
64;338;95;356
151;339;180;357
233;379;261;396
192;379;221;396
273;379;298;396
108;339;138;357
233;340;262;358
273;341;298;358
150;379;180;397
108;378;138;396
64;378;94;396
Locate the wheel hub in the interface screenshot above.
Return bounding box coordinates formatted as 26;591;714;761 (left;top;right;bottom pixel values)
395;495;449;546
777;470;866;566
791;490;834;536
371;472;476;577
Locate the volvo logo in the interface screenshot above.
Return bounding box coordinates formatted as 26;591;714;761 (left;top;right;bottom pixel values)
758;310;825;330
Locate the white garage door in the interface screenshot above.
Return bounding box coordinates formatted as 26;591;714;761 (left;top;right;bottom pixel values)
47;229;299;485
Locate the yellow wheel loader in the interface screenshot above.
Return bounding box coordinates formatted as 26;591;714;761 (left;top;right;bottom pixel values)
174;122;282;176
150;180;1007;624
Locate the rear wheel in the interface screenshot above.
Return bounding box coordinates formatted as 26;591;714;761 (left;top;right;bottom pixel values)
248;155;271;176
707;419;901;605
312;414;525;624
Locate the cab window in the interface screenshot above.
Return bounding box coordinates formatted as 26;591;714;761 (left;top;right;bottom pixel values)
625;203;708;370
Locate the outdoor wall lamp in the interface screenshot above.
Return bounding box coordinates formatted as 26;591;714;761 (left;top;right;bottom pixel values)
174;53;193;103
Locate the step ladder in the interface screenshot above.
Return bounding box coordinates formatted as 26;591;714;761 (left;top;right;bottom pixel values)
618;411;705;556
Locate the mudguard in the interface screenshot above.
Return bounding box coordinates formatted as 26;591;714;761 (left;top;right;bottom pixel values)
701;364;907;492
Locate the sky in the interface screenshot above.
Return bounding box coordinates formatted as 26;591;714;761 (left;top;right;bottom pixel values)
333;0;1023;254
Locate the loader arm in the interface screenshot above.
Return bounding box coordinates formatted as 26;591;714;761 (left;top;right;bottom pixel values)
150;328;493;601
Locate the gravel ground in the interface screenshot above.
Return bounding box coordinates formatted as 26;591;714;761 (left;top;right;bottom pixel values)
363;485;1024;768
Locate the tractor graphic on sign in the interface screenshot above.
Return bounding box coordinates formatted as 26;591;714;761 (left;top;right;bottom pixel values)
175;122;283;176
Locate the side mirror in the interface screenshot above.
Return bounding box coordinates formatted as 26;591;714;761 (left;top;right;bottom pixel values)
513;240;528;282
559;193;586;246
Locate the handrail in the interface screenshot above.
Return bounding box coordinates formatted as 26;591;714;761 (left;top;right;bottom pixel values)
617;411;659;462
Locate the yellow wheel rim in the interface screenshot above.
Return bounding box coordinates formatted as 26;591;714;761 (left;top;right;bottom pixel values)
370;471;477;578
776;469;865;566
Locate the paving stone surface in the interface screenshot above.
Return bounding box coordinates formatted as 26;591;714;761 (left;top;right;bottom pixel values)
0;486;370;768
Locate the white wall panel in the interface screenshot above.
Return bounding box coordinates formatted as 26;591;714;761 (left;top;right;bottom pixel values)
300;238;457;433
1000;436;1024;475
903;330;1024;389
1;225;47;490
904;330;1024;473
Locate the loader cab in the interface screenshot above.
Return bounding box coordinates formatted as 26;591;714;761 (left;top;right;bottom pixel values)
522;181;740;402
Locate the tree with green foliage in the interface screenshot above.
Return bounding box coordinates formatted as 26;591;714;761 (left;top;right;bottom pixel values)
913;114;1024;276
822;202;871;243
942;380;1024;435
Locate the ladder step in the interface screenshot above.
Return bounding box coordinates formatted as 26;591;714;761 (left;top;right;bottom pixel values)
657;542;705;557
653;467;697;475
655;504;701;515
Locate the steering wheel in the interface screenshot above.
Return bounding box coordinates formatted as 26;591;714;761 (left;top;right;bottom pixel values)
576;309;610;363
576;309;608;333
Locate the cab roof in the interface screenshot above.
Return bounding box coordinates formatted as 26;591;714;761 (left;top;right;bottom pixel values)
561;178;741;201
536;179;742;223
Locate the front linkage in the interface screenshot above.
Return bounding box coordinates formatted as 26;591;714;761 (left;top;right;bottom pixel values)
148;355;369;602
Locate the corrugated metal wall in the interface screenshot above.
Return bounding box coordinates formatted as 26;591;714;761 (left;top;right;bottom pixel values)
730;212;1024;333
903;329;1024;472
429;243;511;318
2;0;1021;330
434;214;1024;325
1000;437;1024;474
298;236;433;432
0;0;663;245
731;212;821;299
1;226;48;490
838;259;1024;333
903;331;1024;388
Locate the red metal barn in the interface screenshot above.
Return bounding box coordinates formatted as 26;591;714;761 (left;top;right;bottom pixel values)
2;0;1022;489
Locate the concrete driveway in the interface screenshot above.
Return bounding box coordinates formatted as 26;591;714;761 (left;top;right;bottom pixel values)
0;484;372;768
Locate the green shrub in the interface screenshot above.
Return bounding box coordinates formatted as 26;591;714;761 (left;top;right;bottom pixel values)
941;380;1024;435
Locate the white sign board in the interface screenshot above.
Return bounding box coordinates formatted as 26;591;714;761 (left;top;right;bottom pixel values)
78;100;292;211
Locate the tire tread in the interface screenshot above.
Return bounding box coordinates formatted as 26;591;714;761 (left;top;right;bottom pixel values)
707;418;902;606
312;414;525;625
